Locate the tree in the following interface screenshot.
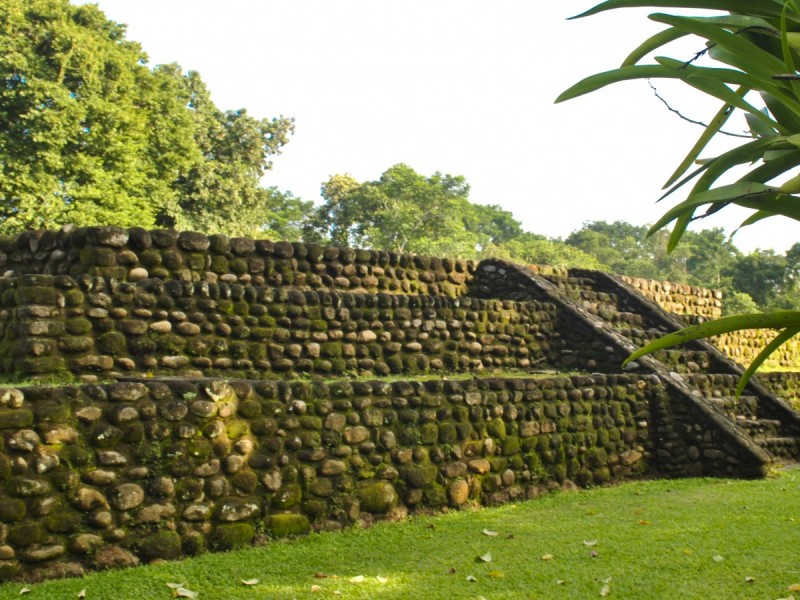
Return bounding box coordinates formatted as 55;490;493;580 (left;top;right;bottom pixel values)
309;164;486;257
0;0;294;234
502;232;608;270
559;1;800;393
726;250;789;308
462;203;524;246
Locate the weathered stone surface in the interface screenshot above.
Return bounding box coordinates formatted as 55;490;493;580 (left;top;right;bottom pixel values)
343;426;370;444
133;503;176;524
467;459;491;474
7;477;51;498
357;480;397;514
97;451;127;466
68;534;103;555
150;320;172;333
44;426;78;444
76;406;103;422
128;267;149;281
182;503;212;521
108;382;148;403
319;460;346;476
267;513;310;538
91;545;140;570
71;488;108;511
109;484;145;511
0;389;24;408
215;497;260;522
82;470;117;486
8;430;40;452
261;470;282;492
19;544;65;563
447;479;470;506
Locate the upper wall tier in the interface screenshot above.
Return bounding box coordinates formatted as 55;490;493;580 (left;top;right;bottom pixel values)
0;227;477;298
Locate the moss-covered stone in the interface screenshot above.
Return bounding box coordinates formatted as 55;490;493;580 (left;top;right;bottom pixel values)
501;436;521;456
0;499;25;523
272;483;302;510
231;471;259;494
15;286;57;305
0;560;19;580
182;531;207;556
486;419;507;438
8;522;43;547
0;410;33;430
211;523;254;551
65;317;93;335
44;510;83;534
267;513;311;538
138;530;183;561
357;480;398;514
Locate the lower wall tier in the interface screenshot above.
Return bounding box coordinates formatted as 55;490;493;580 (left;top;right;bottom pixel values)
0;374;766;581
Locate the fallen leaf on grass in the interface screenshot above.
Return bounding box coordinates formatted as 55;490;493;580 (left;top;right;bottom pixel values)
638;520;650;526
166;583;187;590
310;585;322;593
482;529;499;537
376;576;388;584
583;540;598;546
241;579;259;586
789;583;800;591
174;589;199;599
556;579;566;585
713;555;725;563
78;590;86;599
476;552;492;563
446;568;456;575
487;571;504;579
600;577;612;597
314;573;330;579
541;554;554;561
19;588;30;595
466;575;477;583
589;550;599;558
348;575;365;583
506;534;514;540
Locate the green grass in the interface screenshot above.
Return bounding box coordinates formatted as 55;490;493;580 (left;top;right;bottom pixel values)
4;469;800;599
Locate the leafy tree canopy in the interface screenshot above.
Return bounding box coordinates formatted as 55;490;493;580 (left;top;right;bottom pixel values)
0;0;294;234
307;163;524;258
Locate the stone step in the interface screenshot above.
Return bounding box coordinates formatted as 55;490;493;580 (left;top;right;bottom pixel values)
612;328;671;350
757;436;800;460
707;395;760;419
651;349;714;374
735;418;783;439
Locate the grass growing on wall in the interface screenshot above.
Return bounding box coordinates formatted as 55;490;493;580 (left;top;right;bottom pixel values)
3;468;799;599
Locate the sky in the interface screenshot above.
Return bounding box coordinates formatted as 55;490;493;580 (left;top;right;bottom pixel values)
78;0;800;254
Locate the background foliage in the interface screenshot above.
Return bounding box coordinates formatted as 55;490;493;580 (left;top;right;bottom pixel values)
0;0;295;236
6;0;800;325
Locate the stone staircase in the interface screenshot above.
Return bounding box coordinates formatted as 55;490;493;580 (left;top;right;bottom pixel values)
558;268;800;462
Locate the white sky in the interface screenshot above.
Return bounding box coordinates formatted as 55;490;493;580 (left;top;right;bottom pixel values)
80;0;800;254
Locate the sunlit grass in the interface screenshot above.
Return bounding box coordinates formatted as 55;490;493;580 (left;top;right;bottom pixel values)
3;467;800;599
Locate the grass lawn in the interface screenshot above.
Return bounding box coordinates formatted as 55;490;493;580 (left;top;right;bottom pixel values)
2;468;799;599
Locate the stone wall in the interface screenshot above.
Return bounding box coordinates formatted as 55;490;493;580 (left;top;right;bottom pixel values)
0;228;476;297
0;226;790;581
618;275;800;370
0;374;764;581
0;274;559;381
618;275;723;322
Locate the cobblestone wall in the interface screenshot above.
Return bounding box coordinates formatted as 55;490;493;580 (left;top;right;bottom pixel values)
0;374;763;581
